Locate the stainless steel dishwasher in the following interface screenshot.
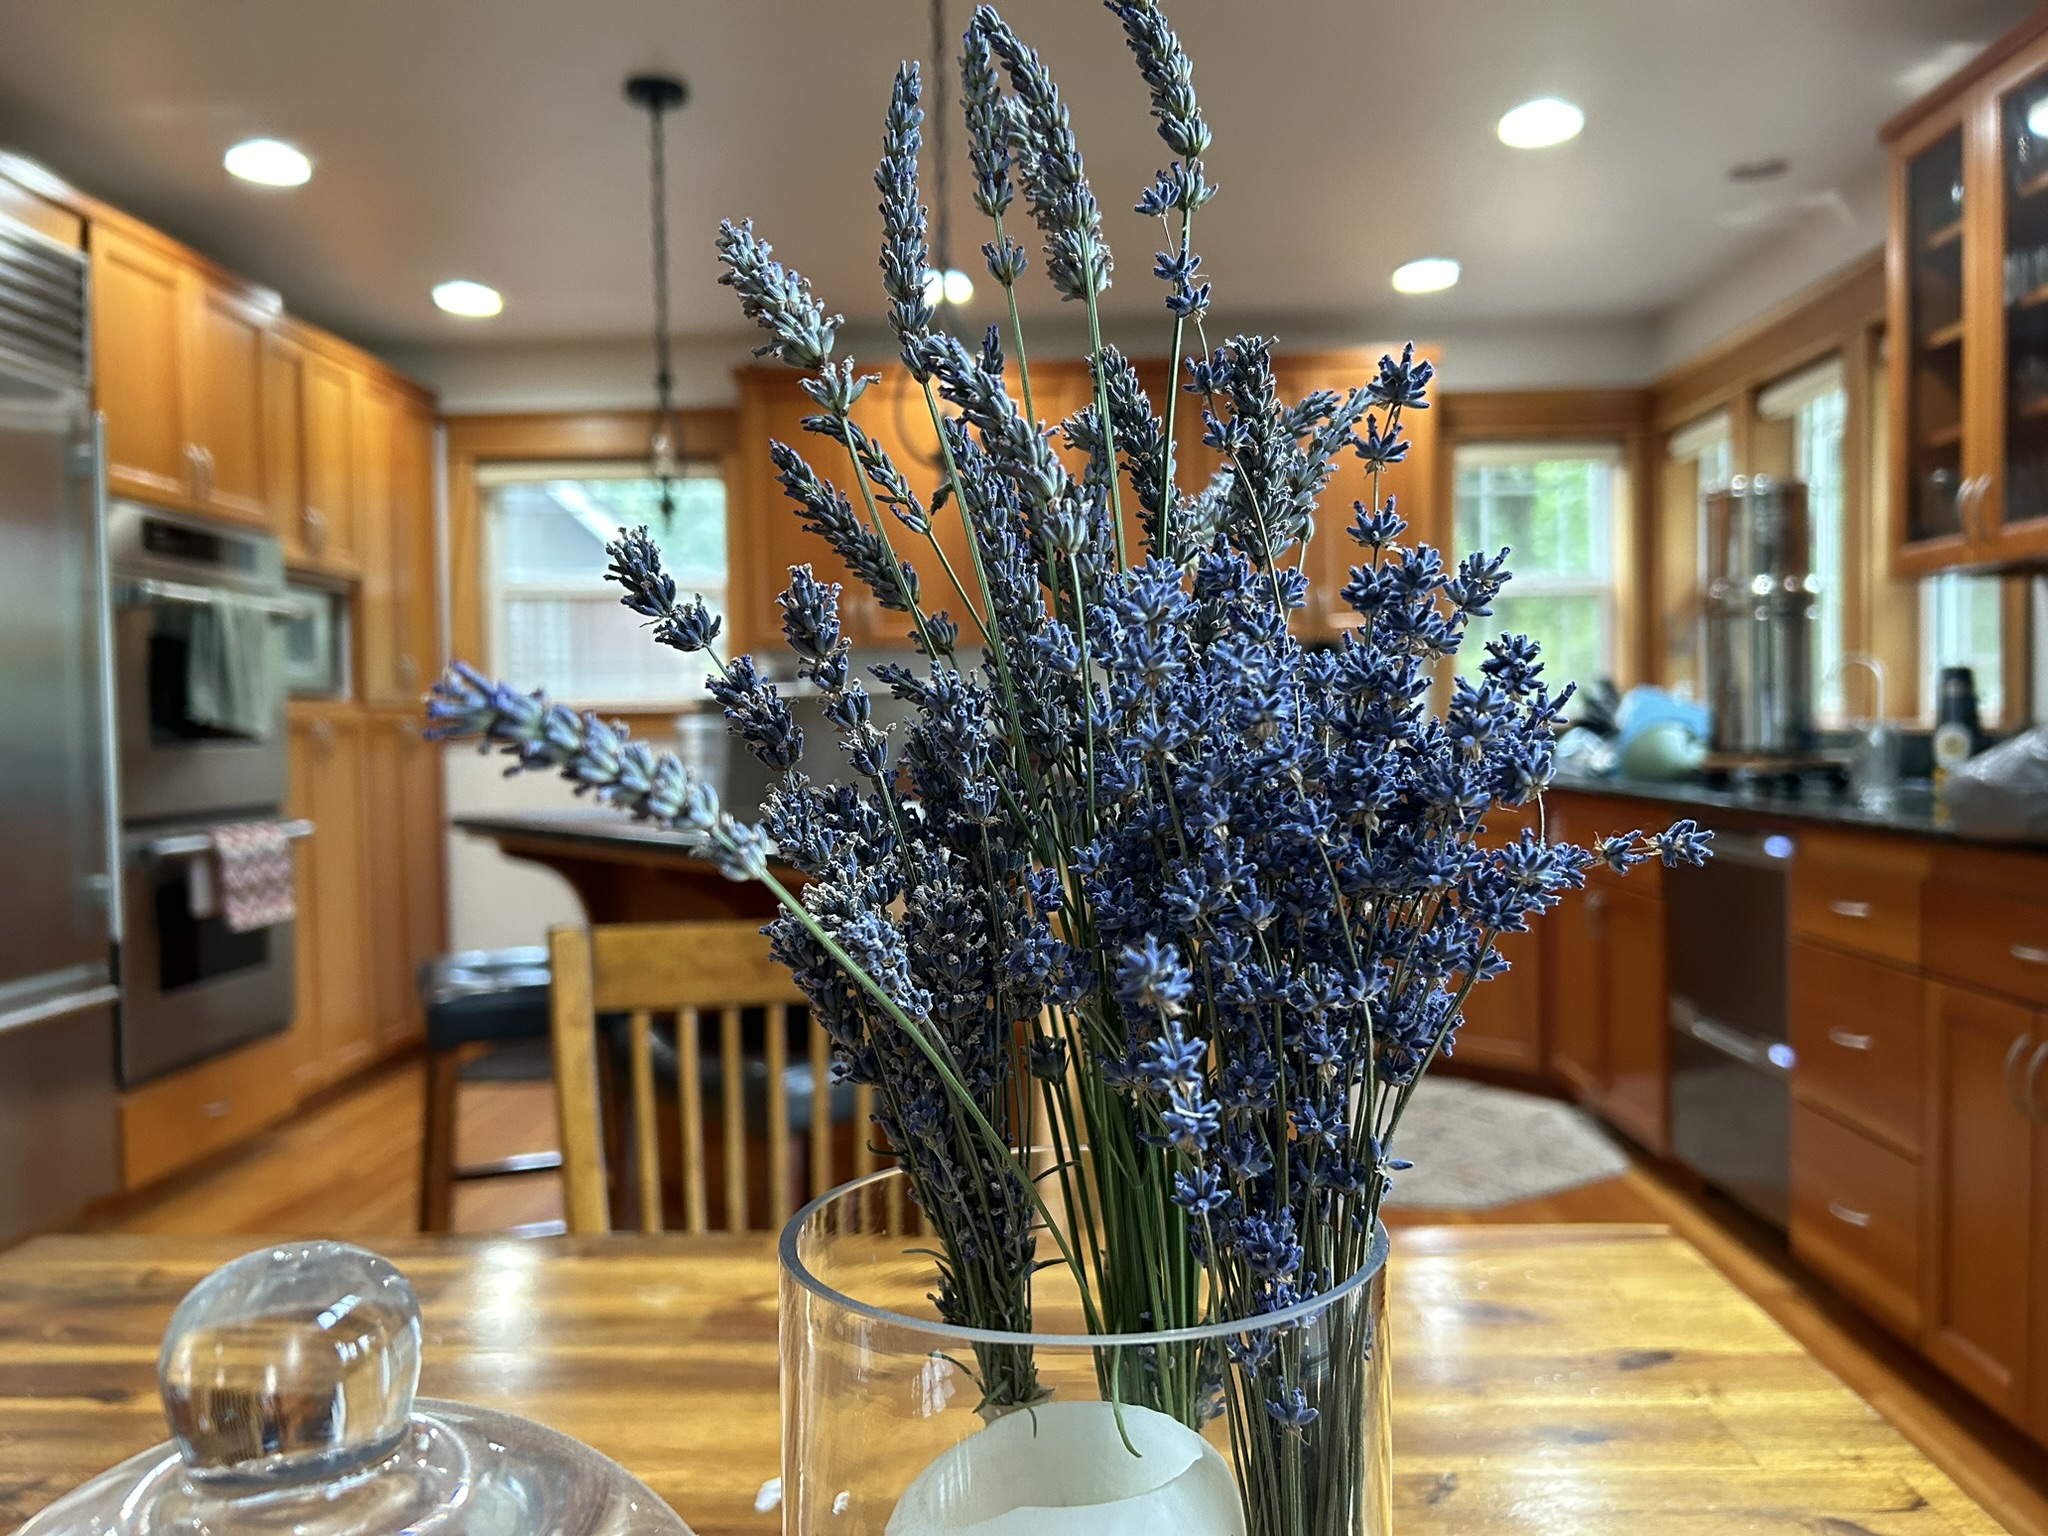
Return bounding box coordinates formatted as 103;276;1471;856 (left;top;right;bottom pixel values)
1664;827;1797;1228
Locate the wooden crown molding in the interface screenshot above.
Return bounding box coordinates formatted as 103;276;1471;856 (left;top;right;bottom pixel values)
1880;4;2048;146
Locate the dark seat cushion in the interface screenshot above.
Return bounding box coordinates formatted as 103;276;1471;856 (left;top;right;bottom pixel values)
424;984;551;1049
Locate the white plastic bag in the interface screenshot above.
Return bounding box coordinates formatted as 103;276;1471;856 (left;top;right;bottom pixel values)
1947;727;2048;842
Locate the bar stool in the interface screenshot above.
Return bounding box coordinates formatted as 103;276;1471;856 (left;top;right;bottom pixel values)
417;946;563;1232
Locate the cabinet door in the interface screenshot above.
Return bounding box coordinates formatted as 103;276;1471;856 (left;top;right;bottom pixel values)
1926;981;2035;1421
1456;802;1545;1072
354;373;402;702
362;715;417;1047
1272;349;1442;642
1890;113;1972;573
1983;60;2048;561
263;331;308;563
91;225;190;504
391;397;438;696
1544;882;1607;1099
290;711;376;1088
302;350;357;570
1601;885;1669;1154
185;275;272;525
399;716;446;1024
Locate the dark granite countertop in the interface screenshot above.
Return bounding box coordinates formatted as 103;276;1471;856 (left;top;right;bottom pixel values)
1549;772;2048;849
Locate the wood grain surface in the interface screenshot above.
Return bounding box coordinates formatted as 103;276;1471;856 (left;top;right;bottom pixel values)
0;1226;2000;1535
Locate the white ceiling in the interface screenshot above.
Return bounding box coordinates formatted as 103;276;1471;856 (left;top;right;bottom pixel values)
0;0;2031;354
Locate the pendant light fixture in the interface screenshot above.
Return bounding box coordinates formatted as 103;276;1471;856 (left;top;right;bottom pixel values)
626;71;688;524
926;0;972;311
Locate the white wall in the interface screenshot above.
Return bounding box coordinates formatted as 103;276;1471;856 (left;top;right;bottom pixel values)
389;314;1661;415
1653;163;1888;377
440;743;590;953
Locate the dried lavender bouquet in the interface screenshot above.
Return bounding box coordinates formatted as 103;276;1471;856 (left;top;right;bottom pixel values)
429;2;1706;1528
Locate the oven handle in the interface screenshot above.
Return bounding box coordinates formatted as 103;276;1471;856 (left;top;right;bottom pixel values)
1670;997;1792;1075
128;819;314;863
115;575;303;620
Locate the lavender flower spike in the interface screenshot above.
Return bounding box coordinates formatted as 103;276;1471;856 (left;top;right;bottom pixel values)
1103;0;1210;162
714;218;840;370
605;526;721;654
876;62;936;373
424;662;769;881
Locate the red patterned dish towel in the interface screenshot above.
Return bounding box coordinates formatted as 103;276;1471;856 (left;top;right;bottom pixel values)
210;822;296;933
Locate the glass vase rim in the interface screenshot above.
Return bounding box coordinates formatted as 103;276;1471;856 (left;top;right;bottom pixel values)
777;1167;1391;1350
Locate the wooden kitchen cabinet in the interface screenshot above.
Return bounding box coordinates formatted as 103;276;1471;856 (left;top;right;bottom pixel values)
89;217;277;525
1790;1098;1924;1339
264;324;360;573
362;712;445;1050
1885;9;2048;571
1790;941;1924;1156
92;223;188;504
1601;883;1670;1154
185;271;273;523
1274;348;1442;641
288;706;378;1091
1543;878;1607;1099
354;376;438;705
117;1032;298;1191
1925;979;2038;1421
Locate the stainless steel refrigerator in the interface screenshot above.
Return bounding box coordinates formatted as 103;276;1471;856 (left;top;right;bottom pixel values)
0;210;121;1242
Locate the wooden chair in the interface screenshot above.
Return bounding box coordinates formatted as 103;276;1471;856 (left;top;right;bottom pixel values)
547;920;890;1234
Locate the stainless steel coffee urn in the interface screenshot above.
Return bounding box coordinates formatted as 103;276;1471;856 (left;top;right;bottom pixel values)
1704;475;1816;758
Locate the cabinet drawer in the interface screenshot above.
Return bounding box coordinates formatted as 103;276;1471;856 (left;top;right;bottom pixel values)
1790;1101;1922;1339
119;1034;297;1191
1789;943;1924;1156
1791;831;1927;966
1923;881;2048;1008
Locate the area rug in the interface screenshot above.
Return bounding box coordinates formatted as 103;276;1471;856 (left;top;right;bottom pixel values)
1381;1077;1630;1209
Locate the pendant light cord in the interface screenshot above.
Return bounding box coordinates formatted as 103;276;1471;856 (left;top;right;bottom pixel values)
645;90;682;522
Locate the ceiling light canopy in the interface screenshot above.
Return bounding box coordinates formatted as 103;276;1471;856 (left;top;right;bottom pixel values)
223;138;311;187
431;279;504;318
1496;97;1584;150
1391;257;1459;295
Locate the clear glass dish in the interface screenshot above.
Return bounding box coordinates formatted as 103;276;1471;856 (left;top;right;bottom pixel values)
20;1240;692;1536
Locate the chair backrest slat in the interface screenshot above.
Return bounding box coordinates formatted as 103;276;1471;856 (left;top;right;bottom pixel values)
547;927;610;1235
550;920;853;1236
679;1006;708;1234
720;1005;747;1233
807;1015;833;1201
766;1004;792;1227
627;1009;661;1234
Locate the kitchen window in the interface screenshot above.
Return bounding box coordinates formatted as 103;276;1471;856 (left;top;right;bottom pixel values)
1922;573;2003;727
1757;359;1848;721
1452;442;1626;698
482;462;727;708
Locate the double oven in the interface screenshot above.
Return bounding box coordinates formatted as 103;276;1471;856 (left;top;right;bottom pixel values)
109;502;308;1085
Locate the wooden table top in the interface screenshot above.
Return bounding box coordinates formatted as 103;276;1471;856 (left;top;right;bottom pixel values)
0;1225;1997;1535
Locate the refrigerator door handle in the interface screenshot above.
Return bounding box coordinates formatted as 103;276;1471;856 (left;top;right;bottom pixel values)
87;411;122;944
0;983;120;1038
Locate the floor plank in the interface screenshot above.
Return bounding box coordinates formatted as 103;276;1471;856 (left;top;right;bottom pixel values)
84;1059;2048;1536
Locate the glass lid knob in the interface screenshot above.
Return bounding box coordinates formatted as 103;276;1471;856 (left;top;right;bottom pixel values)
157;1240;420;1483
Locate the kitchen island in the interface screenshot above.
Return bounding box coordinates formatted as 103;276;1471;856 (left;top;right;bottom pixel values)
454;809;792;924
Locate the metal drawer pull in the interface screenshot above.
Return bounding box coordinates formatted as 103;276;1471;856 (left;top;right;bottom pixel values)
202;1099;232;1120
1826;1027;1874;1052
1827;1200;1872;1229
2004;1034;2034;1118
1828;900;1873;920
2010;944;2048;967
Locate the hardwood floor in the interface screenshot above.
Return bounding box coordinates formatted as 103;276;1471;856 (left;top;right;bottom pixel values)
87;1059;2048;1536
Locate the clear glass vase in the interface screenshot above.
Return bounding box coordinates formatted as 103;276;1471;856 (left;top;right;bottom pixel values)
779;1170;1391;1536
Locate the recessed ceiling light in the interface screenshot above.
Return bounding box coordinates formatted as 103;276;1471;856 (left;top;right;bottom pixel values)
1391;257;1459;295
431;279;504;318
1497;97;1583;150
2028;97;2048;139
223;138;312;187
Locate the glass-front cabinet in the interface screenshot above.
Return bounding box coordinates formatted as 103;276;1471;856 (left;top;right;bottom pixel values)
1886;27;2048;573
